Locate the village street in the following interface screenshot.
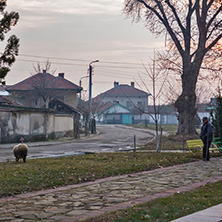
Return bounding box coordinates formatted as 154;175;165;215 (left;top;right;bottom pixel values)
0;125;154;163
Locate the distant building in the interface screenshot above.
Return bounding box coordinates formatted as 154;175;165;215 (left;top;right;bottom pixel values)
97;102;133;124
94;81;150;111
92;82;150;124
7;71;82;109
0;72;82;143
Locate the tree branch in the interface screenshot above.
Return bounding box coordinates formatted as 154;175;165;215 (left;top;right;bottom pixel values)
206;33;222;53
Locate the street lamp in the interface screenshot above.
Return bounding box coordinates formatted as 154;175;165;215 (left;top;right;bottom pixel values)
89;60;99;133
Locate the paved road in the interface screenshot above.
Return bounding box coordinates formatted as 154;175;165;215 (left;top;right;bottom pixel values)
0;125;154;162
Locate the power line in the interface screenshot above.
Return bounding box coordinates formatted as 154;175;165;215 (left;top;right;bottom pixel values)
17;58;146;70
18;54;146;67
17;59;87;67
19;54;89;62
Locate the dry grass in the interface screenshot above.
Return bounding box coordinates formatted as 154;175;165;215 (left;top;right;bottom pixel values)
141;134;201;151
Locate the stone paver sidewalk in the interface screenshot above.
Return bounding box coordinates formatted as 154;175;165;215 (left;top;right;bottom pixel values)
0;158;222;222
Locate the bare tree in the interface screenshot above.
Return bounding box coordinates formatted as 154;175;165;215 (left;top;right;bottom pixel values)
29;61;57;108
138;57;169;152
78;92;107;134
30;60;56;75
124;0;222;135
120;55;168;152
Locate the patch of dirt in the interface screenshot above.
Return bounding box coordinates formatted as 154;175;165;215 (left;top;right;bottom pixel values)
142;134;200;151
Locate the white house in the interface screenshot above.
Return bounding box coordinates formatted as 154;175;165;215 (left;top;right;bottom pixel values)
97;102;133;124
94;81;150;112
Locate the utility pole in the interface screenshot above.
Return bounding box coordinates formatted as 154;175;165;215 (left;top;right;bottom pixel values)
79;79;82;101
79;76;88;101
89;60;99;133
89;65;93;120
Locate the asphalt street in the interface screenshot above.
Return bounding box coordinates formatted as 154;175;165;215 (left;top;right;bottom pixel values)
0;124;154;162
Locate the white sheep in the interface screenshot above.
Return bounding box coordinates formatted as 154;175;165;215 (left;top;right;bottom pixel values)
13;143;28;163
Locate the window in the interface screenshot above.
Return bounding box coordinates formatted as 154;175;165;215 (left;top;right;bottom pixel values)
126;101;130;108
137;101;142;106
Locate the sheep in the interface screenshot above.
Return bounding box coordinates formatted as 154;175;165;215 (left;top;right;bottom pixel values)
13;143;28;163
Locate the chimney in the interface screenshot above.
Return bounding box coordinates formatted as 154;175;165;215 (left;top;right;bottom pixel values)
114;81;119;88
131;82;135;88
59;73;65;78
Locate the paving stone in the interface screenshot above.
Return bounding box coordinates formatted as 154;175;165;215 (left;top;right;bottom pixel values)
11;220;24;222
89;201;104;206
35;212;54;220
0;217;15;221
67;210;89;216
21;214;37;220
71;194;87;199
73;202;84;207
39;220;55;222
0;158;221;222
59;202;73;206
88;206;103;210
48;215;66;221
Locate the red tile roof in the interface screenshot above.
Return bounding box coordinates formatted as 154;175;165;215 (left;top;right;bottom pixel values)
0;96;22;106
97;84;149;98
97;102;116;113
49;98;81;114
96;101;131;113
93;84;150;104
7;72;82;91
0;96;12;104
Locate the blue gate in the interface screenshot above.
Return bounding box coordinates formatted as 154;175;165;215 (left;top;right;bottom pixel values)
122;114;133;124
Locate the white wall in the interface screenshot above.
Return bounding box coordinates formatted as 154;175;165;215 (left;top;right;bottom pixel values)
0;110;75;143
101;95;148;110
197;112;211;121
55;115;73;132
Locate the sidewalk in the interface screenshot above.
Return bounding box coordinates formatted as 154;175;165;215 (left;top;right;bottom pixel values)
0;157;221;222
171;203;222;222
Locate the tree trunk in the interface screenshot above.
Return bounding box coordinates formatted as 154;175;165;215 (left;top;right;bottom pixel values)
175;93;197;135
175;62;200;135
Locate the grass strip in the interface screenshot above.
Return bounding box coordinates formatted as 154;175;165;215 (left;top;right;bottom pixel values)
87;180;222;222
0;152;212;198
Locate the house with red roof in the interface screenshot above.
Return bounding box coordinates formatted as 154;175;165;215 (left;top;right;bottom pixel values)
0;72;83;143
97;102;133;124
94;81;150;112
7;71;82;109
93;82;150;124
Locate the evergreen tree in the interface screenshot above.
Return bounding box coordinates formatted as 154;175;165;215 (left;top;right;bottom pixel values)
212;94;222;141
0;0;19;84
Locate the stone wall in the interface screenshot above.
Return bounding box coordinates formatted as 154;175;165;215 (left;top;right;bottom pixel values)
0;110;74;143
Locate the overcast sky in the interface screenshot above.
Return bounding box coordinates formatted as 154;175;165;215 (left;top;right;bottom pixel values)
6;0;165;97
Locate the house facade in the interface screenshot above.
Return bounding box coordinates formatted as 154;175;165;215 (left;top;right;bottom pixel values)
7;71;82;109
0;72;82;142
0;97;81;143
97;102;133;124
94;81;150;112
